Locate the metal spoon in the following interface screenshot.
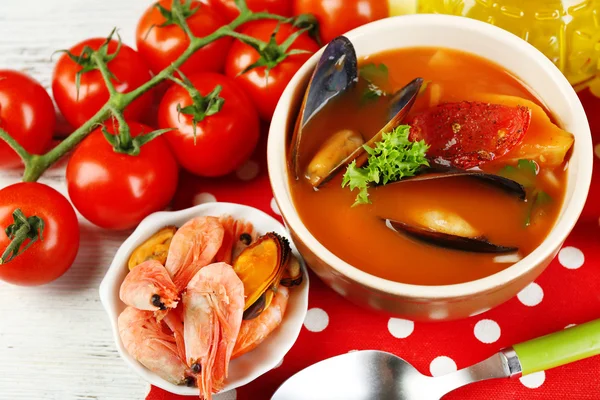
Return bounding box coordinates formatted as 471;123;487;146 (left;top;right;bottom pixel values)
272;318;600;400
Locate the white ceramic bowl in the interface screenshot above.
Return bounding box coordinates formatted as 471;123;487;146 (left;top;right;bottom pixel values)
99;203;309;395
268;14;593;320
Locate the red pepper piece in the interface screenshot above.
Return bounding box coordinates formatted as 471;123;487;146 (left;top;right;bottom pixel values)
408;101;531;169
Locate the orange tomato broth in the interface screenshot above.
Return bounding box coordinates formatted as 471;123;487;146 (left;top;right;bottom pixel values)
287;47;569;286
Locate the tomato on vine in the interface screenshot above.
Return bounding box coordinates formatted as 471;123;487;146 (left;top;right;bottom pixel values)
225;21;318;120
0;71;56;169
136;0;233;76
66;121;179;230
293;0;388;44
158;72;260;177
0;183;79;286
52;35;153;128
201;0;293;23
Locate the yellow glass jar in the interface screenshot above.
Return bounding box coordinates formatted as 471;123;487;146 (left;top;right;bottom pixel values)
394;0;600;95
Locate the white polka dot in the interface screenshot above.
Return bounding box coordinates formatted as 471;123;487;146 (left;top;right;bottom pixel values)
517;282;544;307
474;319;501;344
565;323;576;329
193;192;217;205
270;197;281;215
558;246;585;269
273;358;284;369
303;308;329;332
429;356;457;377
214;389;237;400
520;371;545;389
348;349;359;353
387;318;414;339
235;160;259;181
594;143;600;160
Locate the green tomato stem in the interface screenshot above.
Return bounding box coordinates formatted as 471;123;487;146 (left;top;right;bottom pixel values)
0;223;30;264
0;127;32;164
3;2;293;183
92;51;118;97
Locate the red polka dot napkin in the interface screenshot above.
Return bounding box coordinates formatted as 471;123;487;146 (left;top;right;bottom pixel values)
148;91;600;400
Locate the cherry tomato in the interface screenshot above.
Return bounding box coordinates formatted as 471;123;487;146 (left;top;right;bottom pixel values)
136;0;232;76
0;183;79;286
408;102;531;169
225;21;318;120
0;71;56;168
293;0;388;44
52;38;153;128
201;0;293;23
158;72;260;177
66;122;179;230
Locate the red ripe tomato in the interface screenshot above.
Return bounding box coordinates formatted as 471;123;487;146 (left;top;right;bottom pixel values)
0;182;79;286
158;72;260;177
66;122;179;230
136;0;232;76
201;0;293;23
0;71;56;168
52;38;153;128
293;0;388;44
225;21;318;120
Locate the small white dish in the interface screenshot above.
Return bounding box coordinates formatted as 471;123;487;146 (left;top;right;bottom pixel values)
99;202;310;396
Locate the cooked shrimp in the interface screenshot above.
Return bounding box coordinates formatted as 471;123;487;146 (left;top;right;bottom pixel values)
165;216;225;292
119;260;179;312
183;263;244;399
231;286;289;359
118;306;194;386
215;216;256;264
163;304;186;362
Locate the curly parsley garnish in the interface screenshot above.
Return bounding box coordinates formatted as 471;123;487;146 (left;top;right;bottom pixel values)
341;125;429;206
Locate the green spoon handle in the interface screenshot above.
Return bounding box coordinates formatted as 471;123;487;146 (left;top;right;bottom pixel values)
512;319;600;376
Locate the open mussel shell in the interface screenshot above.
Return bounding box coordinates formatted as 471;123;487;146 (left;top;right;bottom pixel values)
233;232;291;312
312;77;424;188
243;292;266;320
280;255;303;287
384;218;518;254
385;164;526;200
291;36;358;180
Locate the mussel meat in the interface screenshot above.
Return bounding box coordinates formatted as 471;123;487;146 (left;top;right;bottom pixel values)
291;36;358;180
233;232;291;312
280;254;303;287
128;226;177;270
384;164;526;200
306;129;364;187
383;211;518;253
304;77;424;188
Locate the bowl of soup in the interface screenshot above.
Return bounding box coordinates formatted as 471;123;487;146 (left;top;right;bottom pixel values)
267;14;593;321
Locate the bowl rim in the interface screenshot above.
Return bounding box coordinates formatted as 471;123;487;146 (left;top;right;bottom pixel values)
98;202;310;395
267;14;593;299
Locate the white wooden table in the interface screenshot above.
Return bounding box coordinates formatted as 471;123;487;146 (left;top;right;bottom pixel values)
0;1;174;399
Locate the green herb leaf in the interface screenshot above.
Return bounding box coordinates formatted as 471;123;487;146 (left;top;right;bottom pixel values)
342;125;429;206
518;159;537;178
361;83;386;104
499;158;538;188
359;63;388;83
358;63;389;104
525;190;552;226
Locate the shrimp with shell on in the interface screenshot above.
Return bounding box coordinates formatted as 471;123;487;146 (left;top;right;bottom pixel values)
165;216;225;292
118;306;195;387
119;259;179;312
183;262;245;399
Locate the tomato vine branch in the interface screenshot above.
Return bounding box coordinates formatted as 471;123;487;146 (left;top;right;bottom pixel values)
0;0;295;183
